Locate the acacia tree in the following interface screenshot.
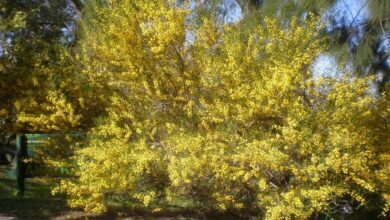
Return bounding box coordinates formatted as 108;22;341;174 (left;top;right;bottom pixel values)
56;0;389;218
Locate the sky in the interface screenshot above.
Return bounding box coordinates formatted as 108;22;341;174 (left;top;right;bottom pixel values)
308;0;370;77
218;0;242;24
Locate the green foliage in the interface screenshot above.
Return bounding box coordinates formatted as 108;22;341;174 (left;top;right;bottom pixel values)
237;0;390;89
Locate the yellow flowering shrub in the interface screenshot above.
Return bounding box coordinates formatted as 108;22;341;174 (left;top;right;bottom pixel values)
56;0;390;219
1;44;102;173
12;45;100;132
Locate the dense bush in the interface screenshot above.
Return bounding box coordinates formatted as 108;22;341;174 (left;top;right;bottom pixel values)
54;1;389;219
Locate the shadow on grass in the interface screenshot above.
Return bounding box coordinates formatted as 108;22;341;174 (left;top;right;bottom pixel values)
0;164;259;219
0;177;256;220
90;208;255;220
0;177;74;220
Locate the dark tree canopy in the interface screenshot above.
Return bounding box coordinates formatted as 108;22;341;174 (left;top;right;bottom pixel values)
0;0;78;137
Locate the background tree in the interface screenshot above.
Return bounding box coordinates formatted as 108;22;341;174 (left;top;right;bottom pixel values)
0;0;97;138
190;0;389;91
0;0;102;170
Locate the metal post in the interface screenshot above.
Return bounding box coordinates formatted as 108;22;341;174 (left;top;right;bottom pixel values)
16;133;27;196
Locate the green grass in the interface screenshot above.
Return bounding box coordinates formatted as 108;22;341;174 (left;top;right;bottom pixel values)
0;166;251;219
0;171;254;219
0;156;83;219
0;177;74;220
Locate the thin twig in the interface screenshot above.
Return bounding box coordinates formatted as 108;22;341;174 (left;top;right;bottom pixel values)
349;0;369;28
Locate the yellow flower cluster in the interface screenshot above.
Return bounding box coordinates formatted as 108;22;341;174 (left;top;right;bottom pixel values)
55;1;389;218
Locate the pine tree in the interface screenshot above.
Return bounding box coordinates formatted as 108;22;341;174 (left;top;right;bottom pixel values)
236;0;389;91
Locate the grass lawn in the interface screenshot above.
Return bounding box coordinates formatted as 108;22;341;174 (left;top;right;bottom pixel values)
0;176;208;220
0;176;248;220
0;166;251;219
0;176;80;220
0;163;92;220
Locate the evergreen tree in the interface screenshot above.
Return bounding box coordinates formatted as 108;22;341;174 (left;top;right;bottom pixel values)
237;0;389;91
